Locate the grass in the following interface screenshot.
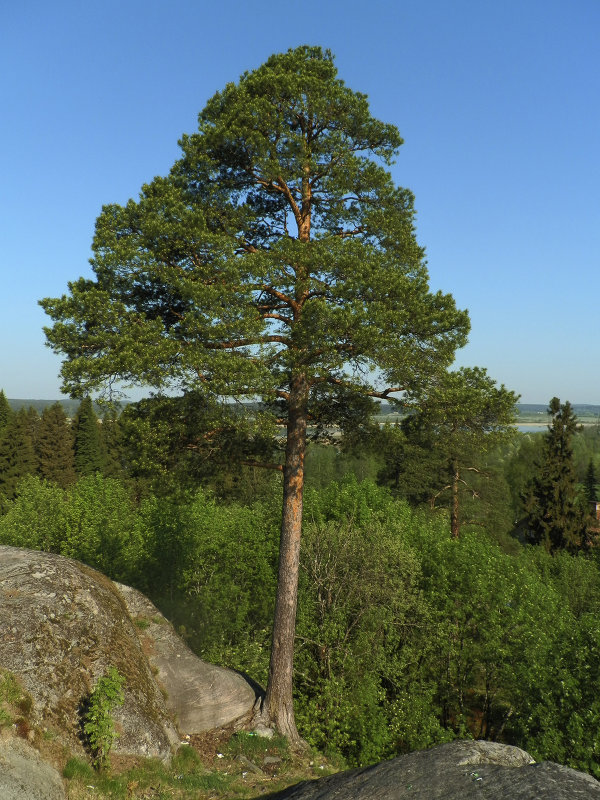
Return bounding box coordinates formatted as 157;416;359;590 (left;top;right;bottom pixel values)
60;727;335;800
0;669;33;728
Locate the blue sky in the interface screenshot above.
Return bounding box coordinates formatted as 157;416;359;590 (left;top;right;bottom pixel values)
1;0;598;403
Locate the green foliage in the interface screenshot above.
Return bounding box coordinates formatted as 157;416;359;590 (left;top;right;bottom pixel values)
503;433;545;518
167;488;279;675
376;367;518;537
63;757;94;780
61;474;147;582
83;667;126;771
36;402;76;487
524;398;588;551
73;397;106;477
225;730;289;762
585;458;598;502
0;475;69;552
0;670;31;727
0;408;38;509
0;474;149;585
119;392;278;502
0;389;13;434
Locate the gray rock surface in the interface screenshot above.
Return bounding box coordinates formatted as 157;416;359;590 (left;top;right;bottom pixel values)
0;545;259;762
267;740;600;799
0;734;65;800
116;583;260;732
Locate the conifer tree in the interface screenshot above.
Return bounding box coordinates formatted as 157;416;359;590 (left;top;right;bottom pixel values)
584;459;598;503
524;398;587;552
377;367;518;537
37;403;77;487
0;408;37;507
40;46;469;740
0;390;13;434
73;397;105;476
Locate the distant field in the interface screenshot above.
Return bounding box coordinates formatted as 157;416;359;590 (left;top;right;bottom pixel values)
6;398;600;426
375;402;600;426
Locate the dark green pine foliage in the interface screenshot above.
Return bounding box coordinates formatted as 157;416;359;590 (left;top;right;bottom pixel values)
73;397;105;476
0;390;13;434
0;408;37;507
524;397;588;552
377;367;518;538
37;403;76;487
40;46;470;740
585;459;598;503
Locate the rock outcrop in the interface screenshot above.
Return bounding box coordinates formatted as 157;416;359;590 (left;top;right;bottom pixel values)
116;582;259;733
0;733;65;800
0;545;259;762
267;740;600;799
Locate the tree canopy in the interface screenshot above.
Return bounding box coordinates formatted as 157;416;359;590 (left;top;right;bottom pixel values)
40;46;469;740
378;367;518;537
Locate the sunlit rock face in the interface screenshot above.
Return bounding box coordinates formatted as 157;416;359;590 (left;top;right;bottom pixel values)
0;545;259;761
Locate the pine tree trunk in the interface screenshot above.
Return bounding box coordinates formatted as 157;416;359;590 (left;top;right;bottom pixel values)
261;373;308;743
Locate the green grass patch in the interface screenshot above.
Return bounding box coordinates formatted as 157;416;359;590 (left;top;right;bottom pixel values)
225;730;290;762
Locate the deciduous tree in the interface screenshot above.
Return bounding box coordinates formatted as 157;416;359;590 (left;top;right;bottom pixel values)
40;46;469;740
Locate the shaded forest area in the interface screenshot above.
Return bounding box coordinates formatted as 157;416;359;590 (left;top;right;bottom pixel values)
2;387;600;773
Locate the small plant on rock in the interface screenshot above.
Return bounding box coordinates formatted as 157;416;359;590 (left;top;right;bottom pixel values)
83;666;126;771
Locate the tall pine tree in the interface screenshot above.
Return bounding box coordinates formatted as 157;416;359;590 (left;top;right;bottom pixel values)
524;397;587;552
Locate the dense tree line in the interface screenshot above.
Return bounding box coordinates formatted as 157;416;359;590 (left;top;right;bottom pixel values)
3;471;600;775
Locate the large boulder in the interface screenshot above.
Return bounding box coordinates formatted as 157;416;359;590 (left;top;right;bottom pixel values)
0;734;65;800
0;545;259;762
116;582;260;733
267;740;600;799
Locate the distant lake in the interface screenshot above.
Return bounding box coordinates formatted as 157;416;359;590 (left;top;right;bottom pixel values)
516;424;547;433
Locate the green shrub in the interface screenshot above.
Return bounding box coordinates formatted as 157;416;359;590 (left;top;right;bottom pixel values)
83;667;126;771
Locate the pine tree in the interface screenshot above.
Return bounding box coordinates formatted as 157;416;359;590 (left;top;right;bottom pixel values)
37;403;77;487
73;397;105;476
377;367;518;537
40;46;470;740
0;408;37;507
524;397;587;552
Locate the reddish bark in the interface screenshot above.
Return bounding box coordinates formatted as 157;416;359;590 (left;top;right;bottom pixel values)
261;373;309;743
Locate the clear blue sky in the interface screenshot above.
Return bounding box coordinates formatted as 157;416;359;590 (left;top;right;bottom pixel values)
2;0;598;403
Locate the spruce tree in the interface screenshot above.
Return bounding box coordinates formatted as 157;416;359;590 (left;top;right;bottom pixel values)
0;389;13;435
0;408;37;507
73;397;105;476
524;397;587;552
37;403;77;487
584;459;598;503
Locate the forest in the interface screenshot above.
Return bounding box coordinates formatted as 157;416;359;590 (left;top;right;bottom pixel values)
2;388;600;774
3;45;600;779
